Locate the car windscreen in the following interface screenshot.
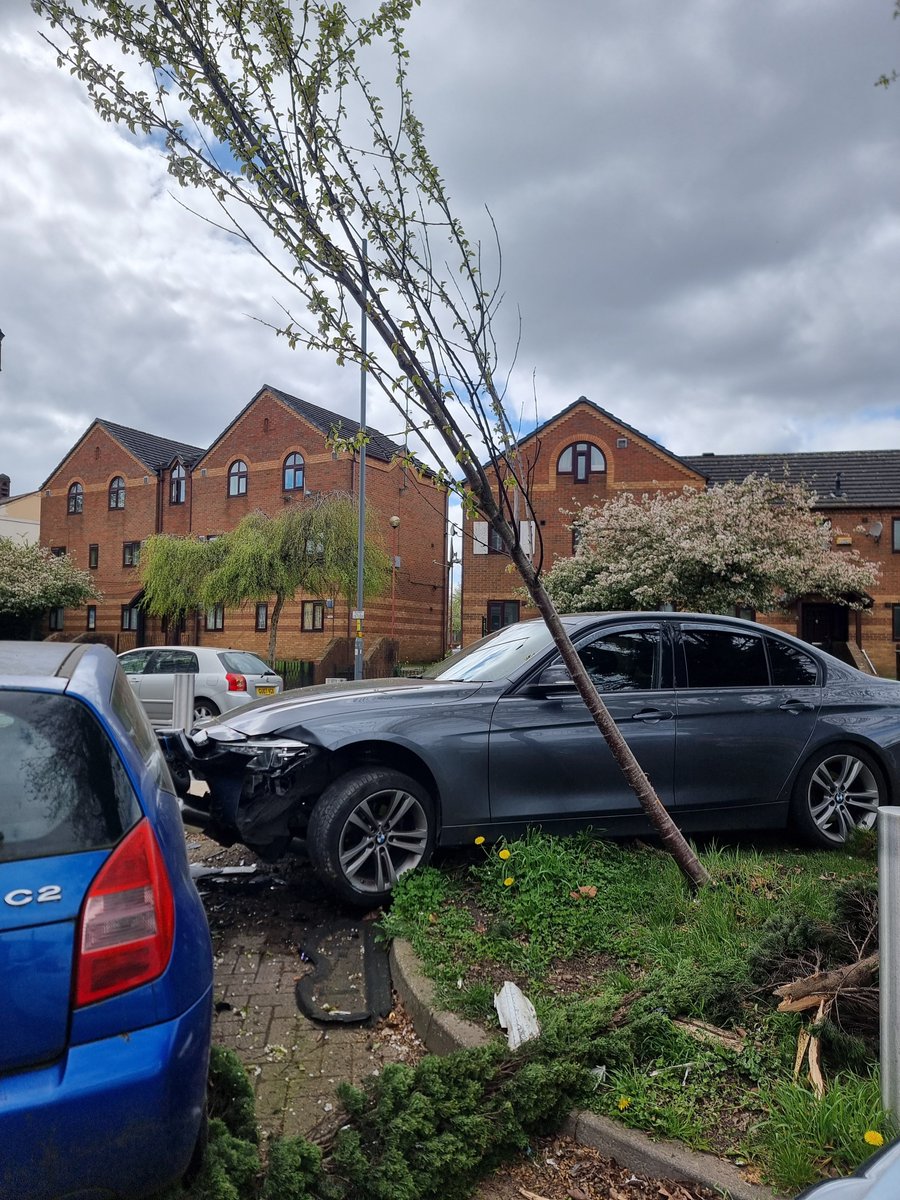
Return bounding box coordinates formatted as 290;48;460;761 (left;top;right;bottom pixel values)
423;621;554;682
0;691;141;864
218;651;272;675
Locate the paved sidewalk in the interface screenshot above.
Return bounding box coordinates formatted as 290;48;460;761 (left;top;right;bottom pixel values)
187;833;423;1140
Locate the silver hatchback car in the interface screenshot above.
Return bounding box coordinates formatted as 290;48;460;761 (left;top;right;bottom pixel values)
118;646;284;725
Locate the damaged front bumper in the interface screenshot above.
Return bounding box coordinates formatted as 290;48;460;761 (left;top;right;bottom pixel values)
157;725;320;858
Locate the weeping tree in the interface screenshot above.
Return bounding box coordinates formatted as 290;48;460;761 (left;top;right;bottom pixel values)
34;0;709;885
141;496;390;663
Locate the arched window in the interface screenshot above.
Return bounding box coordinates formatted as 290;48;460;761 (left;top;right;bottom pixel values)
67;482;84;514
283;452;305;492
227;460;248;497
108;475;126;509
170;464;186;505
557;442;606;484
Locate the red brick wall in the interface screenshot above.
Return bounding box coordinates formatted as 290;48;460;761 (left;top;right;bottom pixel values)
461;406;900;679
40;391;448;668
40;424;163;643
461;402;705;644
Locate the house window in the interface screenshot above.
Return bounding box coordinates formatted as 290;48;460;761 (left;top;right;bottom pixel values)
487;526;505;554
170;464;186;505
50;545;66;558
486;600;520;632
227;460;248;497
86;605;96;631
893;605;900;641
48;607;65;631
67;482;83;514
123;541;141;567
893;519;900;553
557;442;606;484
302;600;325;631
255;602;268;632
283;452;305;492
206;604;225;631
88;543;99;569
121;605;140;631
108;476;126;509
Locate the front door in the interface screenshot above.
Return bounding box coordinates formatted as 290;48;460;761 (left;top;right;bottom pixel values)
801;603;849;654
488;622;676;829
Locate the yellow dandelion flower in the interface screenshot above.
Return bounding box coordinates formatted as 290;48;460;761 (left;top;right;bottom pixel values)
474;836;485;845
617;1096;631;1111
864;1130;884;1147
503;877;514;887
498;848;511;860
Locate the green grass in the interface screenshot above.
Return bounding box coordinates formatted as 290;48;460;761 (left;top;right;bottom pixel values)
382;831;891;1191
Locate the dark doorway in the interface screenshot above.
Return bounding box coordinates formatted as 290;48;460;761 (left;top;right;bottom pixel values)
801;603;849;655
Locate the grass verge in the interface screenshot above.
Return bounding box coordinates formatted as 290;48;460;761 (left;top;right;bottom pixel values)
381;830;893;1193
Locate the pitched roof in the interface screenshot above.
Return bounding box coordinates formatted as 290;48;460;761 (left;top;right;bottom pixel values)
40;418;207;489
266;386;405;463
518;396;705;478
97;420;206;470
682;450;900;508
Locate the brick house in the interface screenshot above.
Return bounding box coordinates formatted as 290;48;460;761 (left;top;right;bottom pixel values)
461;398;706;645
460;397;900;677
40;419;205;646
682;450;900;677
39;385;448;675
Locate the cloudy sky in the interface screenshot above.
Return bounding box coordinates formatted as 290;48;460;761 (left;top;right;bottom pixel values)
2;0;899;498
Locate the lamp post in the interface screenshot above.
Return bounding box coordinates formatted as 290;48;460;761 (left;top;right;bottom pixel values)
389;515;400;644
353;241;368;681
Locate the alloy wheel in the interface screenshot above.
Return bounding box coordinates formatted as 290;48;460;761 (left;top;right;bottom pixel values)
807;753;880;843
337;788;430;894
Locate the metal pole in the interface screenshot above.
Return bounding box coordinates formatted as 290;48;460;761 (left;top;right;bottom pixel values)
353;239;367;681
171;672;196;733
880;807;900;1118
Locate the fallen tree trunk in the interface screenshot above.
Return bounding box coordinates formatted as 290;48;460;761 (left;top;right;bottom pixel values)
773;952;879;1011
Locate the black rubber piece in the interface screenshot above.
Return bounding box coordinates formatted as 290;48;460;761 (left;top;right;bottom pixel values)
294;918;392;1025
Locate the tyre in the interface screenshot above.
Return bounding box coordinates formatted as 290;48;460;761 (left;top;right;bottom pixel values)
790;742;885;848
307;767;436;906
193;698;220;722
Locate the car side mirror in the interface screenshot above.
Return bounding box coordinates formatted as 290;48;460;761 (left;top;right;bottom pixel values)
529;663;576;692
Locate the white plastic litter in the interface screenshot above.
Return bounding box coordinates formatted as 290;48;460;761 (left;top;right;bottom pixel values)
493;981;541;1050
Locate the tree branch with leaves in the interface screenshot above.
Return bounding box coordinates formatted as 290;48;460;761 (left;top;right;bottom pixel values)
34;0;709;885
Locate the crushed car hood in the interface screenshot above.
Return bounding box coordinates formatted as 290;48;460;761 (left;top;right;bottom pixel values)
207;676;486;738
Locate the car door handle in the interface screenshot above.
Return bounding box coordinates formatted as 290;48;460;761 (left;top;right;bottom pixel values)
779;699;813;715
631;708;674;723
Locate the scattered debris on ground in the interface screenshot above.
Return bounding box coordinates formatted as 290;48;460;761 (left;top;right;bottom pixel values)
474;1135;719;1200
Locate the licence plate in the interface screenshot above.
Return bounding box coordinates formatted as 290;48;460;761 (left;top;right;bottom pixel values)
256;686;277;696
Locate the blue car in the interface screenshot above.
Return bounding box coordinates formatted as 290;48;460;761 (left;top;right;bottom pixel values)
0;642;213;1200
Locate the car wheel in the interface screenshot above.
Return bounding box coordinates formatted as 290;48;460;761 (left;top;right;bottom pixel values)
193;698;220;722
307;767;436;907
791;743;885;847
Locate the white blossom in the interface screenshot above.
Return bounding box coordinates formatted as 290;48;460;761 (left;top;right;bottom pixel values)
0;538;99;616
544;476;878;615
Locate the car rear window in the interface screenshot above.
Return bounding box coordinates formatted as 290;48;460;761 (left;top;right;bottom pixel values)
0;691;140;864
218;651;271;675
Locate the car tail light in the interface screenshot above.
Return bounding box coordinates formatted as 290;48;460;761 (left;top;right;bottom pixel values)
74;819;175;1008
226;672;247;692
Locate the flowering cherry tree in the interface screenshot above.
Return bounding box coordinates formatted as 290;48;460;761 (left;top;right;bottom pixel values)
0;538;98;617
545;476;879;614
